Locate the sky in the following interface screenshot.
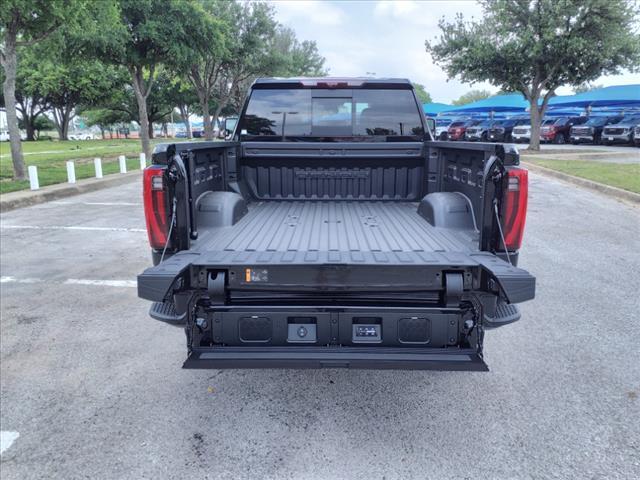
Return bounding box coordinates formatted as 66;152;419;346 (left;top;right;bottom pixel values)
270;0;640;104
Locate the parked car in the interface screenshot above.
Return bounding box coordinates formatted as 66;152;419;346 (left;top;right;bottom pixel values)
602;115;640;145
570;115;623;144
192;130;204;138
540;116;588;144
138;77;535;371
68;132;95;140
447;119;479;141
0;130;27;141
488;118;529;142
434;118;454;140
464;119;496;141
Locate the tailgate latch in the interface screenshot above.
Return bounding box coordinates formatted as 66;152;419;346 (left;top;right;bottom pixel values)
444;272;464;307
207;271;226;305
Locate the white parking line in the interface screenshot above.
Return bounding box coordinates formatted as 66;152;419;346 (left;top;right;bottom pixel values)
1;276;136;288
1;225;146;233
64;279;137;288
50;201;142;206
0;431;19;455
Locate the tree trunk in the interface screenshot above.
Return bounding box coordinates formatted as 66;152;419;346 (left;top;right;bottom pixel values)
148;120;154;139
1;31;26;180
52;106;73;141
200;96;214;140
528;98;541;151
178;105;192;138
24;119;36;141
131;72;152;159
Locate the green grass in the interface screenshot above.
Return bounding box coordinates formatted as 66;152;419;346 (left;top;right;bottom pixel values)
0;157;142;194
0;138;194;194
528;158;640;194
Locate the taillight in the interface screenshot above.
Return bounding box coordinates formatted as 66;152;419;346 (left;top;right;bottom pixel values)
143;166;169;249
498;167;528;251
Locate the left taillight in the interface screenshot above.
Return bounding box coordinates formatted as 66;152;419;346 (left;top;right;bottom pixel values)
497;166;528;251
143;166;169;249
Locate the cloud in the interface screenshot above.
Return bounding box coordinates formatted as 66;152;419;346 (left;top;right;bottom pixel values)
272;0;345;26
373;0;438;27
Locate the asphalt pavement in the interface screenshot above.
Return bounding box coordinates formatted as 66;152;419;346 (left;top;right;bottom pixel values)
1;174;639;479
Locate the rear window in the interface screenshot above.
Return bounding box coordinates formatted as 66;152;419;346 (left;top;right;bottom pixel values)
239;88;424;141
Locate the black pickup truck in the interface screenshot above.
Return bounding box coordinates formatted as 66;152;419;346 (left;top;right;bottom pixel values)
137;78;535;371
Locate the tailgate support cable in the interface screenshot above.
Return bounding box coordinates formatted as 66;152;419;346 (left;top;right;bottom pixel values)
493;201;512;266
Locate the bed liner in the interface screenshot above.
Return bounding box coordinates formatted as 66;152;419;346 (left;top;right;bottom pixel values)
191;200;479;265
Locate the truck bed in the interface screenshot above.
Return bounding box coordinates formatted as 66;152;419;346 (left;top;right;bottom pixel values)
192;200;479;265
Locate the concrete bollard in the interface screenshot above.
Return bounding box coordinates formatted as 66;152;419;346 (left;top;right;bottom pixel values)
139;152;146;170
66;161;76;184
94;158;103;179
119;155;127;173
28;165;39;190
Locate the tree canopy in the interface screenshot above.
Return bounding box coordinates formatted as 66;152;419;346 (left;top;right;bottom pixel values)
0;0;328;176
426;0;640;149
451;89;492;106
412;83;433;104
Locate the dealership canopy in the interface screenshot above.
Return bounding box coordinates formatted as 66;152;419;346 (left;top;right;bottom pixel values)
440;93;529;115
423;102;454;117
548;84;640;108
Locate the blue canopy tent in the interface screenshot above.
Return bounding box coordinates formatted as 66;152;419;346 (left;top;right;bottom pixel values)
548;84;640;108
440;93;528;116
423;103;454;117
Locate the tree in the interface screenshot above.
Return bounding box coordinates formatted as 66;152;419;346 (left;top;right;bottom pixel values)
452;89;492;106
177;1;278;140
573;83;603;94
272;26;327;77
94;0;209;157
26;31;119;140
18;114;55;140
412;83;433;104
82;107;132;139
426;0;640;150
165;78;199;138
1;0;79;179
1;57;49;141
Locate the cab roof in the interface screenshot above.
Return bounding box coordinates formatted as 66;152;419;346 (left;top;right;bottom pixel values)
252;77;413;89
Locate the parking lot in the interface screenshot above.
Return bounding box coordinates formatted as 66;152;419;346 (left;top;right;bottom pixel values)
1;174;639;479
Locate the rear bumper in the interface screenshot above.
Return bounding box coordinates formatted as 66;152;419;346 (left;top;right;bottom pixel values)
184;346;488;371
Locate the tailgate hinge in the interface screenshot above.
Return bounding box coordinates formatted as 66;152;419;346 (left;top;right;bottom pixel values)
444;272;464;307
207;271;226;305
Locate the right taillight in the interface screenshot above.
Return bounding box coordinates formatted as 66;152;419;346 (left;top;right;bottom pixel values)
498;166;528;251
143;166;169;249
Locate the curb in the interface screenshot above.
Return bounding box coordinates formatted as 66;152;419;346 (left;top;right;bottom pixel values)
0;171;141;212
522;161;640;205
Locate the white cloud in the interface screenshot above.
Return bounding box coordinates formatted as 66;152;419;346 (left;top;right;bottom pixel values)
373;0;438;27
272;0;345;26
270;0;639;104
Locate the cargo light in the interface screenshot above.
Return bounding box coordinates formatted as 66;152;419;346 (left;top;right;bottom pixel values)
497;166;528;251
143;166;169;249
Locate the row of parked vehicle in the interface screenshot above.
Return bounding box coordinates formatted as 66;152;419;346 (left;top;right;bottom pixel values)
435;114;640;146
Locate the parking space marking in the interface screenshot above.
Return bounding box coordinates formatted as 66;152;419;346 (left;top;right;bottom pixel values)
64;279;137;288
1;225;146;233
0;431;19;455
50;201;142;206
1;276;136;288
